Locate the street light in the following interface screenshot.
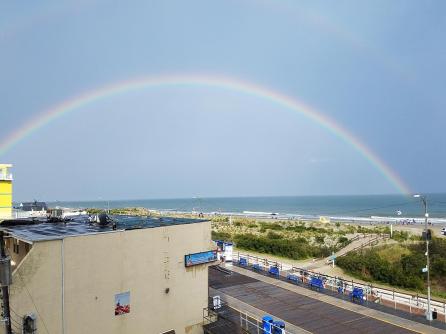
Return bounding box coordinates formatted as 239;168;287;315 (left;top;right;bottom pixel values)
413;194;432;321
98;196;110;213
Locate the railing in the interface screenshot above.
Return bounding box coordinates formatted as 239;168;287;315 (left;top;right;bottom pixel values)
234;252;446;323
239;309;295;334
0;173;13;181
202;307;219;326
337;233;390;258
203;302;298;334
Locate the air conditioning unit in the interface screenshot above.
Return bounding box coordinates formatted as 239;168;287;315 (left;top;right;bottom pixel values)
23;313;37;334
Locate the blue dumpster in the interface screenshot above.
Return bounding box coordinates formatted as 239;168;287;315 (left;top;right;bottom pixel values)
272;320;285;334
262;315;274;334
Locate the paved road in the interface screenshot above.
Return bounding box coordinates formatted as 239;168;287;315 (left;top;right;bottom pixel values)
209;266;420;334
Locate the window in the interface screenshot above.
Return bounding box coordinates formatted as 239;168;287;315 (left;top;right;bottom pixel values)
13;239;19;254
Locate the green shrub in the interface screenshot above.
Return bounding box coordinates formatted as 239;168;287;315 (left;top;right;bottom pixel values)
259;222;284;233
314;235;325;244
338;236;350;247
338;236;348;243
211;231;232;241
86;208;103;214
233;233;330;259
285;225;326;234
392;230;409;242
211;216;229;223
337;239;446;293
267;231;282;240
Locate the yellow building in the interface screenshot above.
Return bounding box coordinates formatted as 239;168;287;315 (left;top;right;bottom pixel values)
0;164;13;219
0;215;215;334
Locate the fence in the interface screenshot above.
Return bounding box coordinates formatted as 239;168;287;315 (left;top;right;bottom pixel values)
234;252;446;323
203;301;299;334
239;309;295;334
338;233;390;257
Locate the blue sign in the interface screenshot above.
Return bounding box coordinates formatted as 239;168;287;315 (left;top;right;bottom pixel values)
185;250;218;267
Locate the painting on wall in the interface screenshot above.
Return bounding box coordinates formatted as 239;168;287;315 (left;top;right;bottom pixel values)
115;291;130;316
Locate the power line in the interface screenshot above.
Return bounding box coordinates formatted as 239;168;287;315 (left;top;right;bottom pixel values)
14;270;50;334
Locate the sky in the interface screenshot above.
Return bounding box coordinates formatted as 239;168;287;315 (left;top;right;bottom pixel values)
1;0;445;201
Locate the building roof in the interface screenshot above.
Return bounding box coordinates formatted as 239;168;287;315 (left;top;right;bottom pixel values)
19;201;48;211
0;164;12;168
0;215;205;242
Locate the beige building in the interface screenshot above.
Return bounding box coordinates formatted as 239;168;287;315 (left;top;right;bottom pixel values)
0;216;215;334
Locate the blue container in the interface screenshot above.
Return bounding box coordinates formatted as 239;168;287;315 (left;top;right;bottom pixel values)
268;266;279;277
262;315;274;334
272;320;285;334
239;257;248;266
351;287;364;303
309;277;324;290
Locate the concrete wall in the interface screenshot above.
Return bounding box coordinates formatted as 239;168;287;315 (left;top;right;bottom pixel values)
7;239;63;334
5;221;213;334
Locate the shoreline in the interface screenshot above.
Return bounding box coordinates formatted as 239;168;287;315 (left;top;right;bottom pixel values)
153;208;446;225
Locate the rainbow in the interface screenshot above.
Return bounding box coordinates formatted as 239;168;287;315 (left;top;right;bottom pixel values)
0;74;411;194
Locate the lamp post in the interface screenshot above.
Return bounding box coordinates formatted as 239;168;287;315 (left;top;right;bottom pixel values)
98;197;110;213
413;194;432;321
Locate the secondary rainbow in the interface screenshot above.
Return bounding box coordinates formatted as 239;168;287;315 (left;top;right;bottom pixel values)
0;74;411;194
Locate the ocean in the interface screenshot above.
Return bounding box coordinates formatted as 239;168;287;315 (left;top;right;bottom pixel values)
50;194;446;219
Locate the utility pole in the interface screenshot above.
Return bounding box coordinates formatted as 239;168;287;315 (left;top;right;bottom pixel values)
0;231;12;334
414;194;432;321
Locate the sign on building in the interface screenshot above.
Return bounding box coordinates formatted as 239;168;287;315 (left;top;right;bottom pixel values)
185;250;217;267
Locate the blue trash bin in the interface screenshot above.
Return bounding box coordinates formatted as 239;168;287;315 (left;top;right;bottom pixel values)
262;315;274;334
272;320;285;334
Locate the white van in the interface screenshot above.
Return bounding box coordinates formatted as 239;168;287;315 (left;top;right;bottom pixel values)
441;227;446;236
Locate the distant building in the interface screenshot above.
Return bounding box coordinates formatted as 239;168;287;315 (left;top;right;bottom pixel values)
0;215;215;334
0;164;13;219
11;201;48;219
18;201;48;212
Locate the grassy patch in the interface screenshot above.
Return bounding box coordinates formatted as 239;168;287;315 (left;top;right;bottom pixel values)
211;231;232;242
337;238;446;296
376;244;411;263
233;233;331;260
